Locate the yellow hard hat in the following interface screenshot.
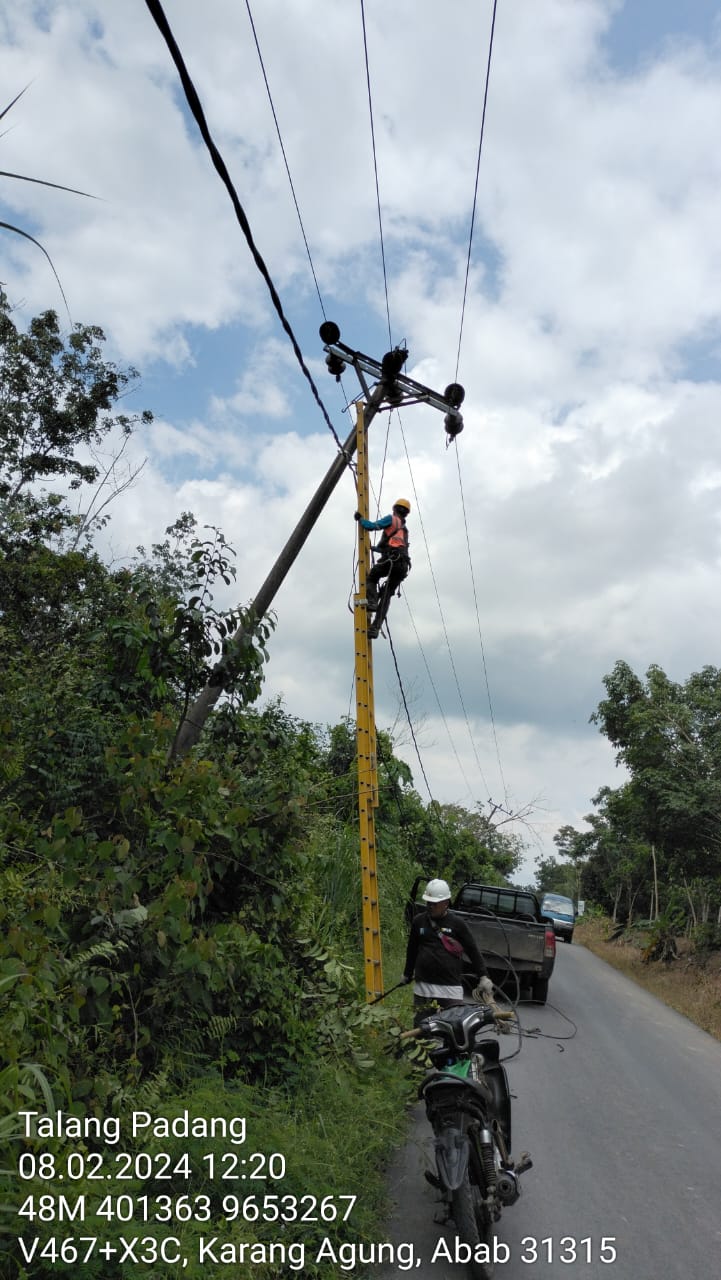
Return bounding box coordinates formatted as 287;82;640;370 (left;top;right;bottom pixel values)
393;497;411;513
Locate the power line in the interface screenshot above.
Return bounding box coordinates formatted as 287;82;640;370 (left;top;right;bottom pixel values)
453;440;508;802
374;411;392;518
396;413;495;804
403;596;477;804
359;0;392;345
243;0;363;440
144;0;350;463
385;621;437;807
455;0;499;382
243;0;326;320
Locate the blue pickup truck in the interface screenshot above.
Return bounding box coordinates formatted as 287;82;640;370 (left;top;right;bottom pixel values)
539;892;576;944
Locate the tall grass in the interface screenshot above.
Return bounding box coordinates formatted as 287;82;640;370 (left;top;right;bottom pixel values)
576;918;721;1041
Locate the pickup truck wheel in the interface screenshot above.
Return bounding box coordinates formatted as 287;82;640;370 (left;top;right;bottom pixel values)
532;977;549;1004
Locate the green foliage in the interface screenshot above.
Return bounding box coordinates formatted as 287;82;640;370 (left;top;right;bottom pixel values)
691;921;721;954
0;287;151;548
564;658;721;943
592;660;721;879
0;294;536;1280
0;1053;411;1280
535;854;575;900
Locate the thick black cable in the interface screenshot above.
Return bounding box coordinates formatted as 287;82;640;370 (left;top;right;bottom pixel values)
359;0;392;345
455;0;499;381
143;0;349;461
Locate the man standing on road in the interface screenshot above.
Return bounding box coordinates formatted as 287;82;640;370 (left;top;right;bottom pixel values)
402;878;493;1022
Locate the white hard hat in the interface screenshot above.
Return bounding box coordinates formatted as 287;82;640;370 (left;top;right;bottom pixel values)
422;878;452;903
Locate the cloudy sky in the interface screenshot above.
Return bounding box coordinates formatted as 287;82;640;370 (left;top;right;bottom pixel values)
2;0;721;884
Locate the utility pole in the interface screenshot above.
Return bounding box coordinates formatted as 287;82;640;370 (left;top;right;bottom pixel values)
169;415;359;761
170;318;465;999
317;323;466;1000
170;323;464;764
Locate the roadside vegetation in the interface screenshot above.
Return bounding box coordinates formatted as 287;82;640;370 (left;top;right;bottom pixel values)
535;657;721;1045
573;915;721;1042
6;289;719;1278
0;292;523;1280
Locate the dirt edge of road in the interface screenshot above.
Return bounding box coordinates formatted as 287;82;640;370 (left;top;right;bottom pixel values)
576;917;721;1042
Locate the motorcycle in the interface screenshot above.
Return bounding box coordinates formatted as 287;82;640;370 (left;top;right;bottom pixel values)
402;1002;532;1280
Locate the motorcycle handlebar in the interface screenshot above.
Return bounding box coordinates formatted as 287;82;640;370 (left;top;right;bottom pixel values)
398;1006;517;1041
399;1026;423;1041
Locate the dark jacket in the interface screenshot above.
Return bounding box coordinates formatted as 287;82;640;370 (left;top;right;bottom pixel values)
404;908;488;986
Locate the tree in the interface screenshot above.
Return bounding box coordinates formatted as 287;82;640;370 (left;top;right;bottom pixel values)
563;795;652;923
535;854;576;901
434;802;523;885
592;661;721;883
543;823;595;903
0;288;151;547
579;660;721;925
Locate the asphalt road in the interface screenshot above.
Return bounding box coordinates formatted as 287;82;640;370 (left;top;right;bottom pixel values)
372;942;721;1279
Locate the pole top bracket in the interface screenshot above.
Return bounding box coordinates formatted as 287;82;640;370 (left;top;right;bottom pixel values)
320;322;465;440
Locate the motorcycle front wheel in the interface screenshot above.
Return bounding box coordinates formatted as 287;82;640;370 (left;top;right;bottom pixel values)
451;1173;494;1280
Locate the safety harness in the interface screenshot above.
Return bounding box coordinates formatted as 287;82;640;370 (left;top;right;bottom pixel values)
378;513;409;555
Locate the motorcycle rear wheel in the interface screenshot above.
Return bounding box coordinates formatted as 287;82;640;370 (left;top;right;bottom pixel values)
451;1173;494;1280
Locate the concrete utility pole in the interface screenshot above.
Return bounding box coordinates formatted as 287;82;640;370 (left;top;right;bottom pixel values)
169;416;358;761
169;322;464;765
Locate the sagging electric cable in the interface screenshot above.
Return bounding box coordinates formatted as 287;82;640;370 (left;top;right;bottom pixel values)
403;596;476;804
515;1002;578;1043
243;0;326;319
243;0;360;427
385;620;438;809
453;441;509;805
359;0;392;346
144;0;351;465
455;0;499;382
396;412;495;805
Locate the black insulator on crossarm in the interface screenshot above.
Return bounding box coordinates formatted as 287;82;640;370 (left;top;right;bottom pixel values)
319;320;341;344
444;409;464;439
326;353;346;380
381;346;408;379
444;382;465;408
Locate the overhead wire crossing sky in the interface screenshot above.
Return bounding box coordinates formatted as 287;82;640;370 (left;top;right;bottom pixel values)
144;0;351;467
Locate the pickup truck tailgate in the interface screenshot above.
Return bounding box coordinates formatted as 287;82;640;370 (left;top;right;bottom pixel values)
452;884;552;975
462;914;546;969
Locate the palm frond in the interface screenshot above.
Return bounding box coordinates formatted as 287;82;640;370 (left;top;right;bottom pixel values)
0;169;96;200
0;85;98;315
0;85;31;124
0;218;69;314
